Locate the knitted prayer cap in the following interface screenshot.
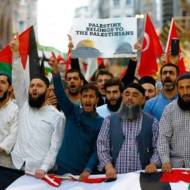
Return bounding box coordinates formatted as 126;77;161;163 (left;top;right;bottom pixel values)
139;76;156;87
125;83;145;96
177;73;190;84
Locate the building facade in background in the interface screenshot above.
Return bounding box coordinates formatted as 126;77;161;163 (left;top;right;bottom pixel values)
79;0;161;38
0;0;37;48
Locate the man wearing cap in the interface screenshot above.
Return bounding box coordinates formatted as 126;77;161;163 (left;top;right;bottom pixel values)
97;83;160;179
8;36;65;178
158;73;190;172
139;76;156;101
0;72;18;168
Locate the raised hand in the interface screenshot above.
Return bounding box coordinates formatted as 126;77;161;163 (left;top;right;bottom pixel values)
9;34;19;57
67;34;74;49
48;54;59;74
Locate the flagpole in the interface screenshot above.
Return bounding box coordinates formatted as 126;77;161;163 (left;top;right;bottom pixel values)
165;18;174;53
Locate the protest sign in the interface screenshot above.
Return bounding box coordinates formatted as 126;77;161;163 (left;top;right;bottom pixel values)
70;17;137;58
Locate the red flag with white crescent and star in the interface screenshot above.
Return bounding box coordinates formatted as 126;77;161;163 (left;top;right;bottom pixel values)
138;14;163;77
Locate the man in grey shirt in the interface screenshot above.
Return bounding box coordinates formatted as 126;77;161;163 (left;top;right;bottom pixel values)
158;73;190;172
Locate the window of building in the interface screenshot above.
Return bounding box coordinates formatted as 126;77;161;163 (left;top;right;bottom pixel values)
19;21;25;31
113;0;120;7
126;0;132;6
20;0;27;6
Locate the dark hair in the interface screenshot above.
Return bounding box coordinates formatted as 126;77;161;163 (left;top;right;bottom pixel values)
65;69;84;80
81;82;99;97
139;76;156;87
104;78;124;93
160;63;179;75
31;75;50;87
65;68;87;85
95;69;113;80
0;72;12;85
176;73;190;86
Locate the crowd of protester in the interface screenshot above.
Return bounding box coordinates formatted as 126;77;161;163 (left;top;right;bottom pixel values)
0;34;190;190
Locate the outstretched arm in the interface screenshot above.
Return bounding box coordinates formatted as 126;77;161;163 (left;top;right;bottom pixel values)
121;59;137;88
10;36;28;107
49;56;74;116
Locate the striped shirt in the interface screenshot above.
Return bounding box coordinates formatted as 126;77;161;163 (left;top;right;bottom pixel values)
158;99;190;167
97;112;160;173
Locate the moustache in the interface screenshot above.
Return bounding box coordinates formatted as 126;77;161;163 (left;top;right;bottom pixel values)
164;78;172;83
182;94;190;98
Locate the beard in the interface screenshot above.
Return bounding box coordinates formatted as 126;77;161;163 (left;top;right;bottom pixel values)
162;78;175;91
177;95;190;111
119;104;141;121
106;97;122;112
0;91;8;102
28;93;46;109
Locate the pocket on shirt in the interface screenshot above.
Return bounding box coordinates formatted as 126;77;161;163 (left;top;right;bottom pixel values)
39;119;53;134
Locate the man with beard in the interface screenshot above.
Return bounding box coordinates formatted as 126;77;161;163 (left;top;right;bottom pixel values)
97;83;160;179
139;76;156;101
95;69;113;106
97;78;123;118
158;73;190;172
0;73;18;168
8;37;65;179
144;63;179;120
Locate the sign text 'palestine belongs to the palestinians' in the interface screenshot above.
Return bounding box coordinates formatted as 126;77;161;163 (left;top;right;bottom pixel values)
71;17;137;58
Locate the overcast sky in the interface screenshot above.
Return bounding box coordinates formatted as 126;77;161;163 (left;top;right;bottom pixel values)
37;0;89;52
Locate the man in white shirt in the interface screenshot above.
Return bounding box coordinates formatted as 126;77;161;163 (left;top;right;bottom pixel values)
0;72;18;168
97;78;123;118
9;36;65;179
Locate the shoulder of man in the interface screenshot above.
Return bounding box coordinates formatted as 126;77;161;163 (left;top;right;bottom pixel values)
162;99;178;113
5;99;18;112
44;105;65;119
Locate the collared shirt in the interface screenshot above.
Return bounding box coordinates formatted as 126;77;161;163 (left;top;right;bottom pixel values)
97;112;160;173
53;74;103;175
0;99;18;153
158;99;190;168
11;57;65;175
97;104;121;119
144;92;177;121
97;104;112;119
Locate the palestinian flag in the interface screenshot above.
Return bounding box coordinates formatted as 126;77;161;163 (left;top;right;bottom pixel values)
5;169;190;190
0;26;42;85
0;46;12;75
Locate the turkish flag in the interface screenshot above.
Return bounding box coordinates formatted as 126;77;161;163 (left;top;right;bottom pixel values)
165;19;186;74
138;15;163;77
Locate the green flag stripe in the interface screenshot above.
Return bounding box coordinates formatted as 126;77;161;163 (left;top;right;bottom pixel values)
45;67;53;73
0;62;12;74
